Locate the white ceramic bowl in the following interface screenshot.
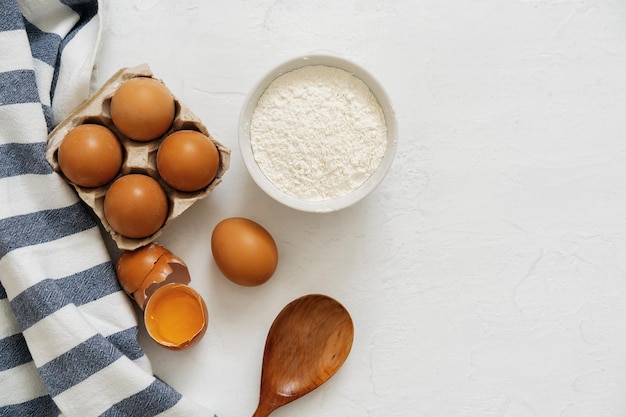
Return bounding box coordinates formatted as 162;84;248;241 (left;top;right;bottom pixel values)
239;55;398;213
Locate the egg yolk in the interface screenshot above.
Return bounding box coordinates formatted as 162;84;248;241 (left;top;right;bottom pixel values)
145;284;207;347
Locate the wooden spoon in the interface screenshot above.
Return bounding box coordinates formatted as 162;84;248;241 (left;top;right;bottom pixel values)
252;294;354;417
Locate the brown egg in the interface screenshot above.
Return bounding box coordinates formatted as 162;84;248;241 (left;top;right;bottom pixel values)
110;77;175;141
104;174;168;238
211;217;278;286
157;130;220;192
144;283;208;350
57;124;123;187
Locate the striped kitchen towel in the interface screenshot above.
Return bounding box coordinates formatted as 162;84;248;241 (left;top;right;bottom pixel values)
0;1;215;416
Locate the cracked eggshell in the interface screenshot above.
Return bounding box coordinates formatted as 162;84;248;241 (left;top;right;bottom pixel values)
116;243;191;309
116;242;170;294
46;63;231;250
116;244;208;350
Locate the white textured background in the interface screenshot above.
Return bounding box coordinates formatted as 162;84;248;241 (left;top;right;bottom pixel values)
94;1;626;416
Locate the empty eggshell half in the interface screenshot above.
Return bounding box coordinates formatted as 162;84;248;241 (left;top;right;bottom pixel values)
116;242;170;294
116;242;191;308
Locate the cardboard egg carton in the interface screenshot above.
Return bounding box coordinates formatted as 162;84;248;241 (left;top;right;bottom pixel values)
46;64;231;250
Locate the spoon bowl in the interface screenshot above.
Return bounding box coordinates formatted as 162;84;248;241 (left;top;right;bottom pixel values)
252;294;354;417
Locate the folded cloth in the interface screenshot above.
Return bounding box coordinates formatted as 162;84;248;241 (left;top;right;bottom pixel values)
0;1;216;416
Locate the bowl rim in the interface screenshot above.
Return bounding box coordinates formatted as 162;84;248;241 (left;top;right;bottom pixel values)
238;54;398;213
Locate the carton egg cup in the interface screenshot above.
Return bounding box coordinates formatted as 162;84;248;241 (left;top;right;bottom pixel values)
46;63;231;250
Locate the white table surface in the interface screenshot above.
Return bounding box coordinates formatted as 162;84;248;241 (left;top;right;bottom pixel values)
93;1;626;416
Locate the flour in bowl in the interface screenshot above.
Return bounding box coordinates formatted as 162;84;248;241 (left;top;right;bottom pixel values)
250;65;387;201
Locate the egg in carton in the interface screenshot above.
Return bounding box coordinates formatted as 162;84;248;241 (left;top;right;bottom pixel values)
46;63;231;250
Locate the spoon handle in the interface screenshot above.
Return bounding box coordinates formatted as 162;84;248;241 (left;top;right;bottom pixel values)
251;401;275;417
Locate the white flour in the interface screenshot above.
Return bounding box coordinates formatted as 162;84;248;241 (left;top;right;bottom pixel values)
250;65;387;201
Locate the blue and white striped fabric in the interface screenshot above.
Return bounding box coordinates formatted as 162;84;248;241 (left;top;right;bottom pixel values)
0;1;215;416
